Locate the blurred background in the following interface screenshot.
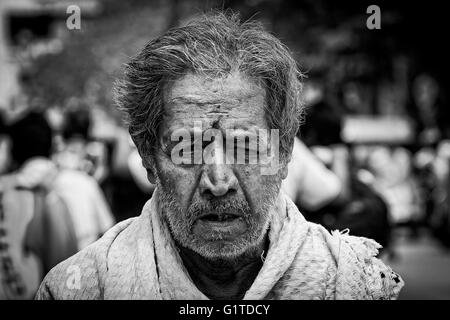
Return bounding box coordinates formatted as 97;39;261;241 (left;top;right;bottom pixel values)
0;0;449;299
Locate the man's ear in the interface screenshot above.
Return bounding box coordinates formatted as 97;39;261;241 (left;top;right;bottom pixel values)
141;157;157;184
132;133;157;184
279;161;289;180
146;168;156;184
279;141;295;180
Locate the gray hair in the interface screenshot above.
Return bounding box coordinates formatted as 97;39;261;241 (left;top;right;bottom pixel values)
114;11;304;162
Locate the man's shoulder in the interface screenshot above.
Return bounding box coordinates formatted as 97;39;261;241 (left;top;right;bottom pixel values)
291;221;404;299
326;229;404;299
35;217;137;300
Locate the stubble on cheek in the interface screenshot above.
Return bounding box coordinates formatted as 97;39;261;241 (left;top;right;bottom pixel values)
153;156;201;238
155;153;199;205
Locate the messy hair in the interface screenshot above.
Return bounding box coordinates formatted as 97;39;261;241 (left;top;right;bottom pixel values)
114;11;304;162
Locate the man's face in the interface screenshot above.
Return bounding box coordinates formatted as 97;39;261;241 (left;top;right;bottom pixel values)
151;72;284;260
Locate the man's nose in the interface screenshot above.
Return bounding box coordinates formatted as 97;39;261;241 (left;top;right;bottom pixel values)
199;164;239;197
199;143;238;198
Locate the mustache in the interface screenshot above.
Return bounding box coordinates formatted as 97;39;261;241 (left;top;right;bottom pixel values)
187;197;251;219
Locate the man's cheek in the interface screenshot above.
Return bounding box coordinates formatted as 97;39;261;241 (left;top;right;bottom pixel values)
158;158;198;203
249;172;280;203
237;164;268;186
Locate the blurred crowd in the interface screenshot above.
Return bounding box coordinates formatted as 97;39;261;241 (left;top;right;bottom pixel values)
1;68;449;299
0;0;449;299
297;73;450;250
0;85;164;298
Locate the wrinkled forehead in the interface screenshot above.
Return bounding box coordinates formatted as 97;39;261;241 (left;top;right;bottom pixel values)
161;72;268;133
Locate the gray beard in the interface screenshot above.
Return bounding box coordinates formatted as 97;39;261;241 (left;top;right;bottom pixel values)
156;180;279;261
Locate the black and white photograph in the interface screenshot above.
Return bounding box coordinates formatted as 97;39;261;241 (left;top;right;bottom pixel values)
0;0;449;307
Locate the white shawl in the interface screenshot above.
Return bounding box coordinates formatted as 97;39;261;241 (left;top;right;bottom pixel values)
36;189;403;300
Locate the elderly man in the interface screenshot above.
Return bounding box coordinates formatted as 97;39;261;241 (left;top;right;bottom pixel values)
36;12;403;300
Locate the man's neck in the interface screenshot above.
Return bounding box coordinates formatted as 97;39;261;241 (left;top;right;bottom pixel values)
177;236;269;300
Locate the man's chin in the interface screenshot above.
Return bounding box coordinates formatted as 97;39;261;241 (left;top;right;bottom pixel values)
186;232;268;261
190;241;247;261
192;217;248;241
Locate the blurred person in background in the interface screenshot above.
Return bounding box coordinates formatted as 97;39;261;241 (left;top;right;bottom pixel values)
51;106;115;250
432;142;450;245
282;79;344;212
366;147;424;232
287;78;392;248
410;73;450;245
54;105;109;183
411;74;447;146
0;116;41;299
418;140;450;246
0;107;78;299
282;136;343;212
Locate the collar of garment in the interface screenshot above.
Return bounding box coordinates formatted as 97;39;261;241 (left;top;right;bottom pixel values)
103;188;311;299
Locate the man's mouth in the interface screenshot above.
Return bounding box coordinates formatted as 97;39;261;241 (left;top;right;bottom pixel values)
193;212;247;239
198;213;241;222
